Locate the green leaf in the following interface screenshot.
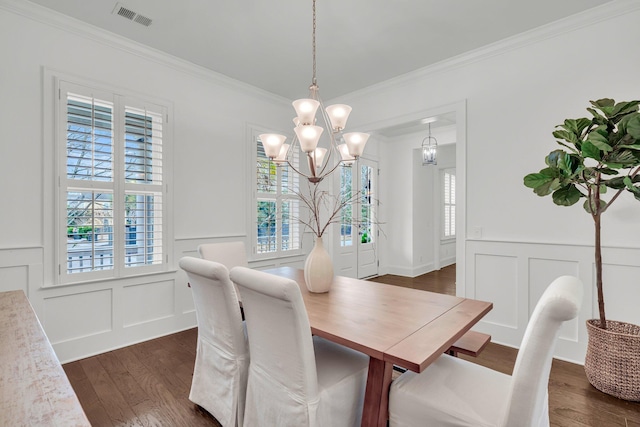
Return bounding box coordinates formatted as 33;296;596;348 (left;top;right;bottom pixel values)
553;129;578;144
576;118;593;138
533;178;560;196
545;150;565;167
618;113;640;135
618;144;640;150
586;127;613;152
623;176;634;189
592;98;615;108
629;186;640;202
582;141;601;160
603;177;626;189
626;114;640;140
591;99;615;118
606;149;638;166
524;172;553;189
600;168;619;175
552;185;583;206
558;152;575;175
587;108;607;125
603;175;640;189
611;100;640;118
583;197;608;214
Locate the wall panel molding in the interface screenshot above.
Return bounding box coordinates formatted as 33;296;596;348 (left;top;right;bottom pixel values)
466;239;639;364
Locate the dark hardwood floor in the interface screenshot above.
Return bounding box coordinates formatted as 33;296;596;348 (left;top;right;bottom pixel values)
64;264;640;426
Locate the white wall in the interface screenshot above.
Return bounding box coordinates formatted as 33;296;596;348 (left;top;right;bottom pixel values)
336;1;640;363
0;1;303;362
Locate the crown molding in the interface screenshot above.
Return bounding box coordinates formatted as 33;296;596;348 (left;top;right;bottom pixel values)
0;0;291;106
335;0;640;102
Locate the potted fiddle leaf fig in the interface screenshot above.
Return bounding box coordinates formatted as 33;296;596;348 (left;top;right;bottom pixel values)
524;98;640;401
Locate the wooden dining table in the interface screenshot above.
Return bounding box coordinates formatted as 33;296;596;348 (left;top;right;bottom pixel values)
264;267;493;427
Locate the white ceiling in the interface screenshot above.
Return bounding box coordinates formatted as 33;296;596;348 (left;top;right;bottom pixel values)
29;0;613;101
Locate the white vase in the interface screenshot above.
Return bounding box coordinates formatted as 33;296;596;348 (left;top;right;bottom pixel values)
304;236;334;293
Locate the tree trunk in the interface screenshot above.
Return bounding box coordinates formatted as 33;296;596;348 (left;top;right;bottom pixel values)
594;213;606;329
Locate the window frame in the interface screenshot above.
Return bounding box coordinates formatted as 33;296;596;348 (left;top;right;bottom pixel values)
249;126;303;260
54;77;173;285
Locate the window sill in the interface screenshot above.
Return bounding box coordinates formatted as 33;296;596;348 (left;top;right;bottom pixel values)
249;251;306;264
45;269;178;289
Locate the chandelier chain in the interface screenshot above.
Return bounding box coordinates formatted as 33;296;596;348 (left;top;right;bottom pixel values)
312;0;317;85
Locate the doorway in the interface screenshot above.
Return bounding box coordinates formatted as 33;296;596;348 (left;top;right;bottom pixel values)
356;100;466;296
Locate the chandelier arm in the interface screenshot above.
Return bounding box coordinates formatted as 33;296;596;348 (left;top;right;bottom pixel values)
280;134;316;181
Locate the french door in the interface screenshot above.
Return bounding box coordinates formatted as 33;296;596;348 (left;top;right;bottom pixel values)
334;158;378;279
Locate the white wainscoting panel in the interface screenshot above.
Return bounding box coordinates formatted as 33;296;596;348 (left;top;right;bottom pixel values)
0;265;28;294
466;240;639;364
0;247;42;298
529;258;580;342
43;289;113;344
474;254;519;329
123;280;175;327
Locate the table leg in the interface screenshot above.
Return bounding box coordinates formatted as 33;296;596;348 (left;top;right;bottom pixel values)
361;358;393;427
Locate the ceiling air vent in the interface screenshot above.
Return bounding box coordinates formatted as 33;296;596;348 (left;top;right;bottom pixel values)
134;14;152;27
112;3;153;27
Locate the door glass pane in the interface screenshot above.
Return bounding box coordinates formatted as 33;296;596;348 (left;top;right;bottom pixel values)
360;165;373;244
340;166;353;247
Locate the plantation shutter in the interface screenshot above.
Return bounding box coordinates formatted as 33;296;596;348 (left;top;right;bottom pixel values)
64;87;116;275
58;80;168;283
255;137;300;255
123;105;164;268
443;168;456;238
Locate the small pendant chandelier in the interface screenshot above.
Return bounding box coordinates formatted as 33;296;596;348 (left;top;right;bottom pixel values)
421;123;438;166
259;0;369;184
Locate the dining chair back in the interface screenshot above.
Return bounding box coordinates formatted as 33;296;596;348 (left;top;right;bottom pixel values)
389;275;583;427
230;266;369;427
501;275;582;425
179;256;249;427
198;241;248;269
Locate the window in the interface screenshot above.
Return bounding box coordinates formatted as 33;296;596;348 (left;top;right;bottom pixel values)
57;80;169;283
254;136;301;257
442;168;456;239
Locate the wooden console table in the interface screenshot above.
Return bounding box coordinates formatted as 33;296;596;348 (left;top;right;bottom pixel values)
0;290;90;426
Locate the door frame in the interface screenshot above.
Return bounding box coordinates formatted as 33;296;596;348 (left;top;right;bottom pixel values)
358;100;467;297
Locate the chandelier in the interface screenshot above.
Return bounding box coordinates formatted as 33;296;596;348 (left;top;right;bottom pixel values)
259;0;369;184
421;122;438;165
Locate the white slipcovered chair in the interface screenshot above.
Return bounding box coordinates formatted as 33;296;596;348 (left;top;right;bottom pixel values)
179;256;249;427
229;266;369;427
198;241;248;303
389;275;583;427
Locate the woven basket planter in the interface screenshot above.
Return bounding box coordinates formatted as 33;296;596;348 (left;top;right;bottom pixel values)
585;319;640;401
